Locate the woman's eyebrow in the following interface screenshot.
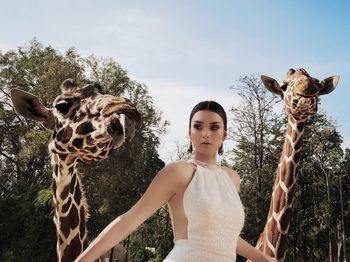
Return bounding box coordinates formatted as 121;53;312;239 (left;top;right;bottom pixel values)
193;121;221;125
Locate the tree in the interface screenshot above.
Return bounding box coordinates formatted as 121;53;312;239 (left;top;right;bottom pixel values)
229;74;284;243
340;148;350;261
287;112;349;261
0;39;83;261
0;39;168;261
229;74;349;261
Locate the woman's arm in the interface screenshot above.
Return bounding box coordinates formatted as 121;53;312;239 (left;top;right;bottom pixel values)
75;162;185;262
237;237;276;262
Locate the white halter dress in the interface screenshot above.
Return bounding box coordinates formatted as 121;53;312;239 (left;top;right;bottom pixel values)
164;159;245;262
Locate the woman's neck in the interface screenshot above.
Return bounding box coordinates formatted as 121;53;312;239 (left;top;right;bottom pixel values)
193;153;218;165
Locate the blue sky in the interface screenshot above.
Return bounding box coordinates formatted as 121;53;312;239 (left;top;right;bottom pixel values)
1;0;349;161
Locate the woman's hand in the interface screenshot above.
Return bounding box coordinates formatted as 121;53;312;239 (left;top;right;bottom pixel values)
237;237;281;262
266;257;278;262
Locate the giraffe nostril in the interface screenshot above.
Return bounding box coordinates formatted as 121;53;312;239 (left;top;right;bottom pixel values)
108;118;124;136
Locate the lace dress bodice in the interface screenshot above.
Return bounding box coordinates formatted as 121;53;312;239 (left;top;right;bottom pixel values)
164;159;245;261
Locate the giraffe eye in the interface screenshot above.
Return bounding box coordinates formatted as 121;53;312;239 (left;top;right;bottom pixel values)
55;100;71;115
93;83;103;93
281;84;287;92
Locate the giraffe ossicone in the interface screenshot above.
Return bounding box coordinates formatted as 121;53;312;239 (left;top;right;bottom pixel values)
11;79;141;262
248;68;339;262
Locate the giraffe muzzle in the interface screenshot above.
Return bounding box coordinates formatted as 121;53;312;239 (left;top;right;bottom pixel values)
106;114;126;148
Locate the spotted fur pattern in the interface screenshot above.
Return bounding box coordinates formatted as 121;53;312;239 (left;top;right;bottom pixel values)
10;79;141;262
250;69;339;261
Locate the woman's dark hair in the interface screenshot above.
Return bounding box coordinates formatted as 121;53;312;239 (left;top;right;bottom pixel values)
189;101;227;130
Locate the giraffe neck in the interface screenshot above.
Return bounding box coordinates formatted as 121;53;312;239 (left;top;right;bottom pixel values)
51;153;89;262
256;114;306;260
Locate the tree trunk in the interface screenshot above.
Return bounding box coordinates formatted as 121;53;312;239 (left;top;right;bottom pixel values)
109;247;114;262
124;236;130;262
325;171;333;262
302;231;308;261
337;223;342;262
339;175;347;262
319;161;333;262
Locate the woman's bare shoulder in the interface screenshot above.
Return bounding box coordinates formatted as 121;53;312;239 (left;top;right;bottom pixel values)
160;160;196;184
222;166;241;192
222;166;240;177
165;160;195;171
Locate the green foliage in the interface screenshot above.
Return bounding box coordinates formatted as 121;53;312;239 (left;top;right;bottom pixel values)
130;248;153;262
287;112;349;261
229;74;285;242
127;206;173;260
79;55;170;261
2;40;349;261
229;75;349;261
0;39;168;261
0;180;56;262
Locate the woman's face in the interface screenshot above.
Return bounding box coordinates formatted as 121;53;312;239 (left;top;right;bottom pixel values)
189;110;226;155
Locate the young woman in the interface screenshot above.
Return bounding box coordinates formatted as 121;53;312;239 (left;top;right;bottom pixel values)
75;101;276;262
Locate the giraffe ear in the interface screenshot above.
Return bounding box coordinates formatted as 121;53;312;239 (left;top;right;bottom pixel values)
261;75;283;96
10;88;55;130
319;75;340;95
60;78;78;93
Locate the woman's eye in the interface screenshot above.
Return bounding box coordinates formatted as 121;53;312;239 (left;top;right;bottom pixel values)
193;125;201;129
211;125;220;130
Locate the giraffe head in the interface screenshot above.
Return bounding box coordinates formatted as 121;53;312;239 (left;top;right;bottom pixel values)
261;68;339;120
10;79;141;162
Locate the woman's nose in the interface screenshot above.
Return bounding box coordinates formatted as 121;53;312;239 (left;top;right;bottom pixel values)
202;130;210;138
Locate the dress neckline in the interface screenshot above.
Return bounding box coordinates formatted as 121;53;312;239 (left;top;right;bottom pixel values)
191;159;221;170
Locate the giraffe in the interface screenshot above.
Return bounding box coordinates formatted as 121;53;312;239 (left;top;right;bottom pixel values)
248;68;339;261
10;79;141;262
